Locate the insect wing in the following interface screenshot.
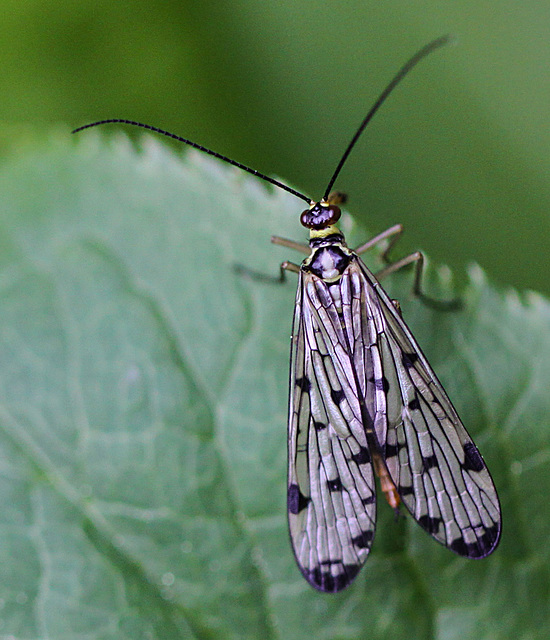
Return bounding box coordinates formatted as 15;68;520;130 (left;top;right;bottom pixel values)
355;258;501;557
287;271;377;592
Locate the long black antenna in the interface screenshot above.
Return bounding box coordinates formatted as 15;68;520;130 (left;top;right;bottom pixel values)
72;119;312;204
73;36;449;207
322;35;450;201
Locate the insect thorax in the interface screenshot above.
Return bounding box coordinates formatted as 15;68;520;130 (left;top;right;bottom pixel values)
303;232;353;282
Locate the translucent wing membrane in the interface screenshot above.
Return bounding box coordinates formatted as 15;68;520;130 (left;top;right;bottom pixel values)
355;261;501;556
288;273;377;592
287;255;501;592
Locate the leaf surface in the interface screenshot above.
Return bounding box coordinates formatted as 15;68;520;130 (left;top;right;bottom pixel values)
0;135;547;639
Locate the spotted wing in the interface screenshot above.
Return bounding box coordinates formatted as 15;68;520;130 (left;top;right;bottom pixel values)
354;258;501;557
287;271;377;592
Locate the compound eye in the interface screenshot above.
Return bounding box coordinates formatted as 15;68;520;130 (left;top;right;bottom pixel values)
300;203;341;230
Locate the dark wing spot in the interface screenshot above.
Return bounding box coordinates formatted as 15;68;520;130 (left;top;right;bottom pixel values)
351;446;370;465
375;377;390;393
417;514;442;535
384;442;400;459
450;524;500;558
305;564;361;593
331;388;345;405
295;376;311;392
408;397;421;411
477;524;501;555
368;375;389;393
327;478;343;492
462;442;485;472
449;538;469;556
422;454;438;471
352;530;374;549
288;484;310;514
362;495;376;505
402;352;419;368
304;567;333;592
399;485;414;497
313;420;327;431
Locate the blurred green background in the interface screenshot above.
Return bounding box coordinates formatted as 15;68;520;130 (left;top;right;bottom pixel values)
2;0;550;295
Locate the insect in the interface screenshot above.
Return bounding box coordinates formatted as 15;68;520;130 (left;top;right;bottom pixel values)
73;35;501;592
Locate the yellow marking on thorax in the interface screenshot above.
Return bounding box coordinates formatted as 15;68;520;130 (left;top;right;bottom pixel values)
309;225;341;240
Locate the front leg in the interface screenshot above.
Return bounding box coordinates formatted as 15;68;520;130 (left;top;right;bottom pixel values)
234;259;301;284
271;235;310;255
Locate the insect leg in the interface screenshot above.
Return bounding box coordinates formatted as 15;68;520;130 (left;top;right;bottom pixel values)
234;259;300;283
271;235;310;254
355;224;403;260
234;236;305;282
278;260;301;281
376;250;462;311
326;191;348;205
391;299;402;316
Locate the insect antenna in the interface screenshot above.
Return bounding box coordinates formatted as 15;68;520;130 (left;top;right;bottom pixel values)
72;118;312;204
72;36;448;206
322;35;450;201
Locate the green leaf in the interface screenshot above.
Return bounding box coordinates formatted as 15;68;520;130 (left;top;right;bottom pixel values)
0;133;548;639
